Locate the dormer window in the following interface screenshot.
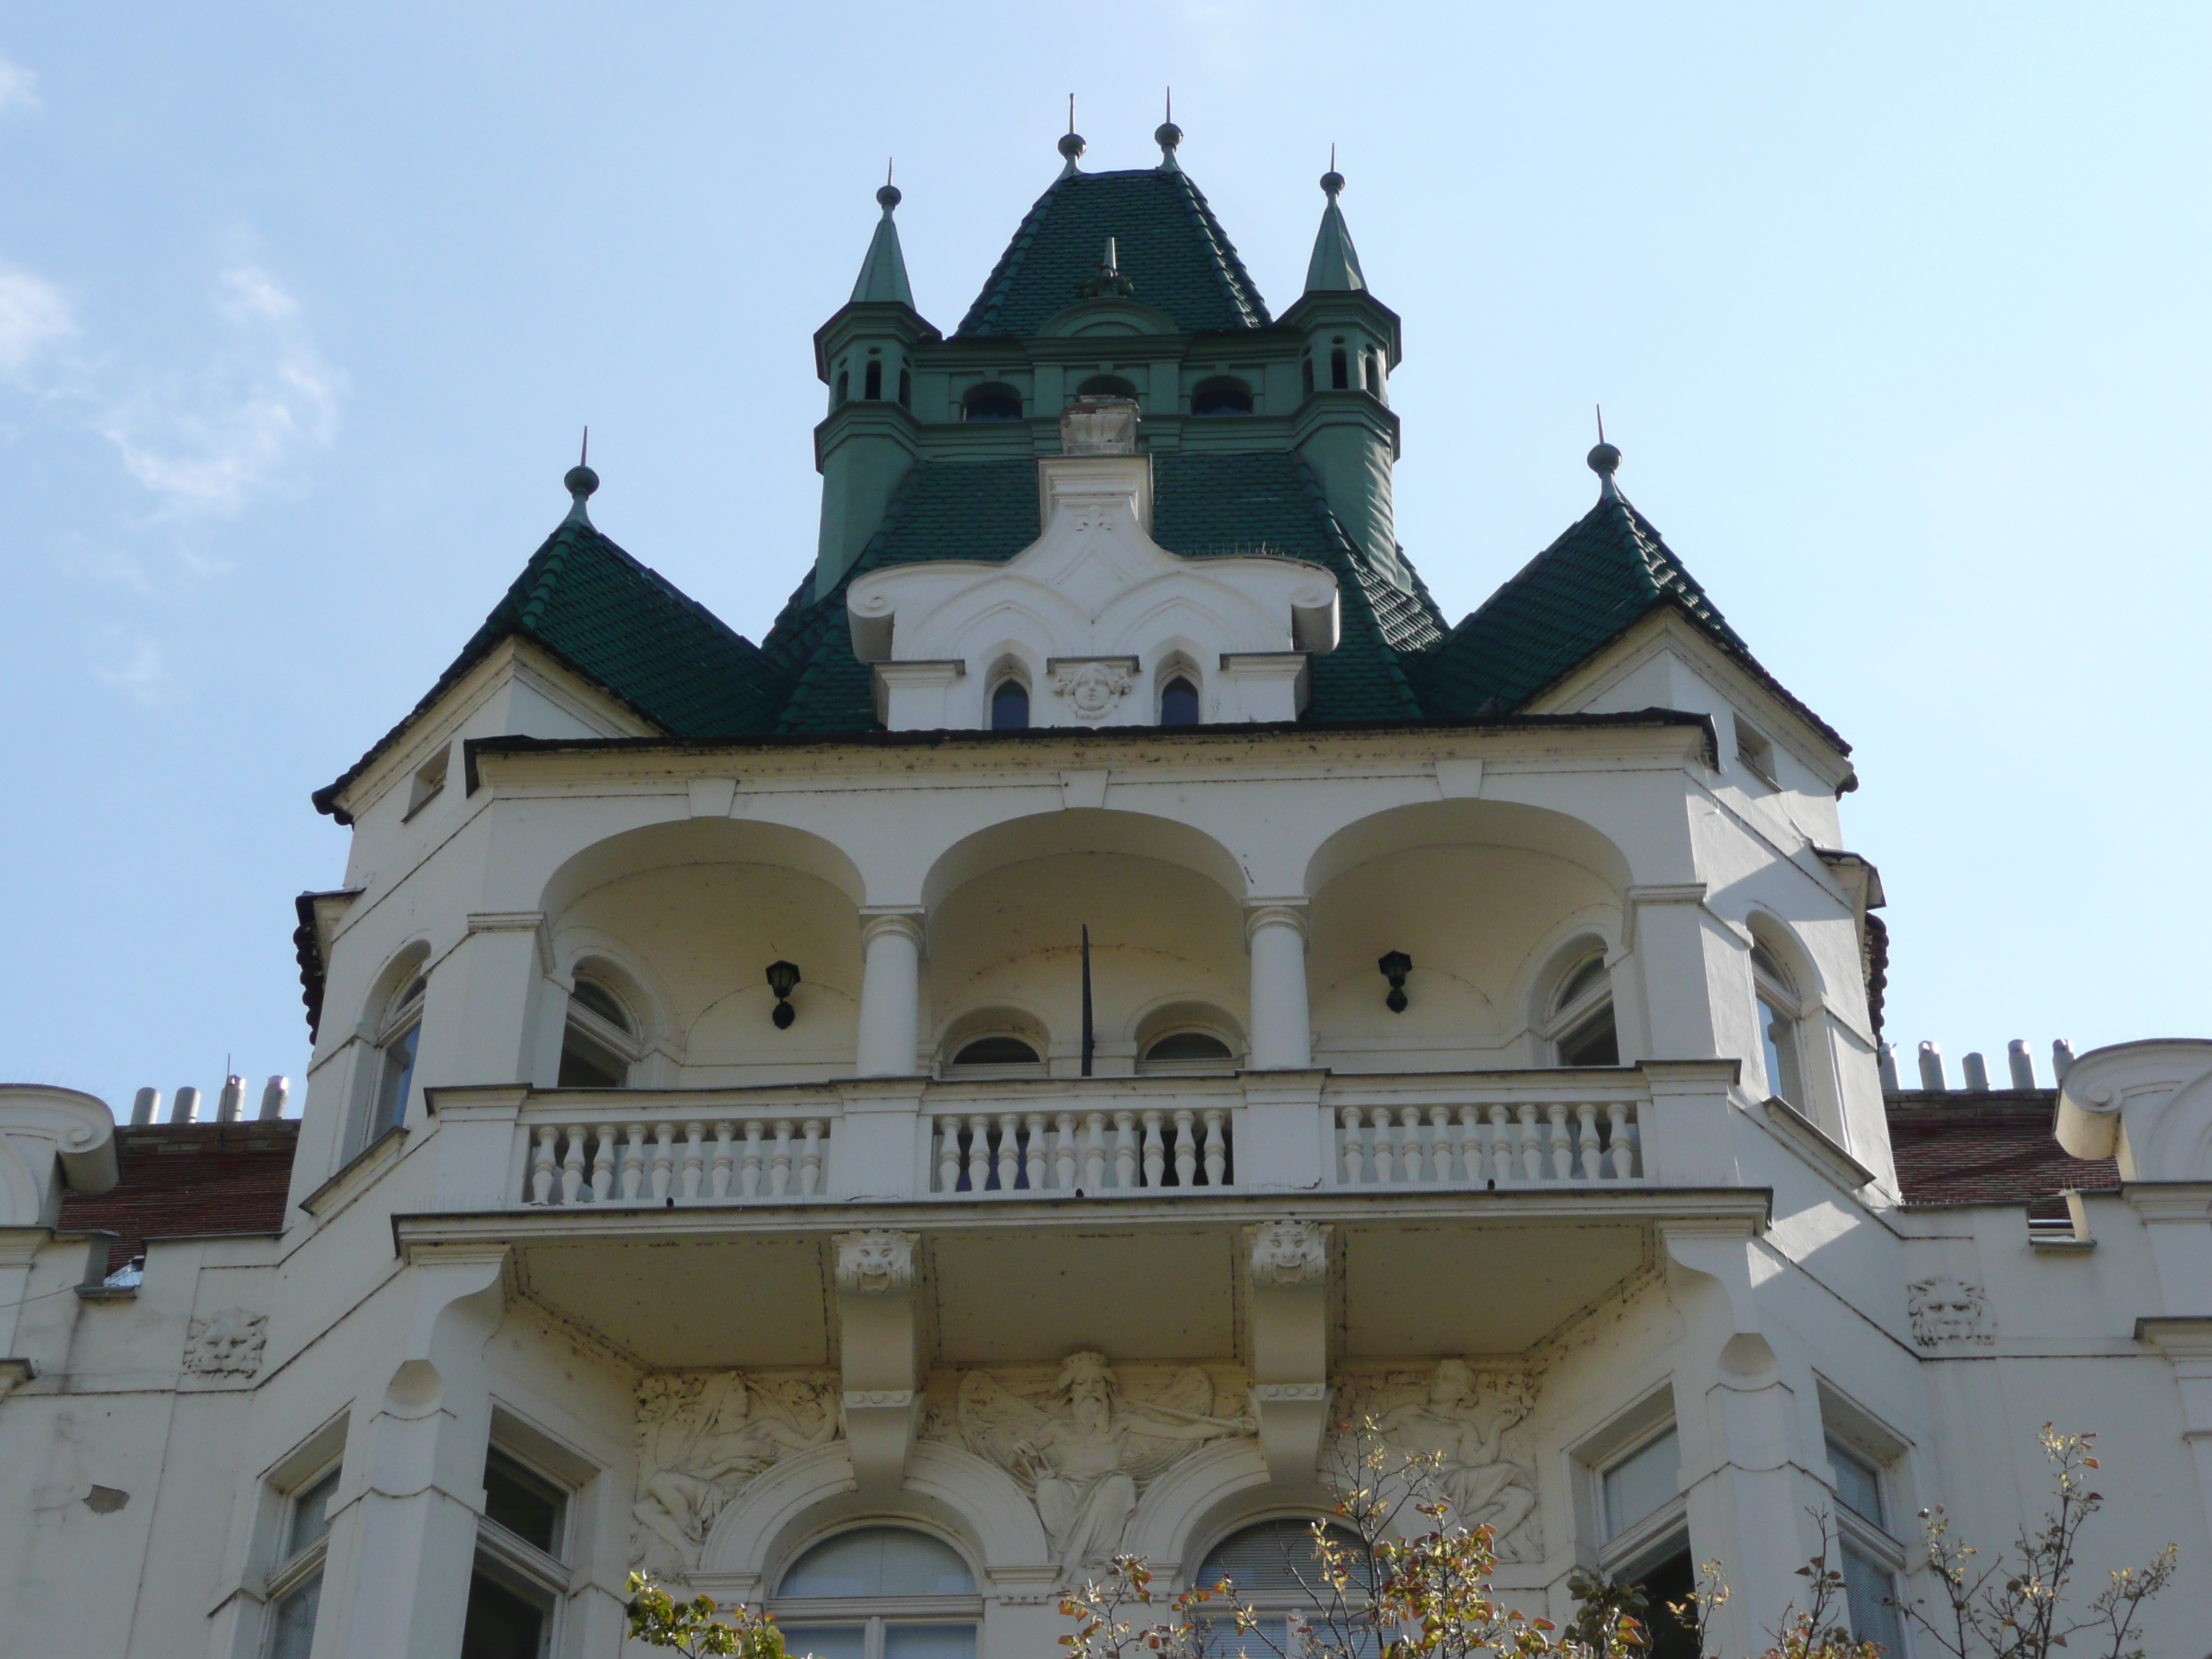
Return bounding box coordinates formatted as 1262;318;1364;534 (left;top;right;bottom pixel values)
559;978;637;1088
1190;377;1253;416
963;384;1023;421
1159;677;1200;727
990;679;1030;731
1076;374;1139;401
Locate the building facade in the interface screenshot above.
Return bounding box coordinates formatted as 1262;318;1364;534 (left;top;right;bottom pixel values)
4;120;2211;1659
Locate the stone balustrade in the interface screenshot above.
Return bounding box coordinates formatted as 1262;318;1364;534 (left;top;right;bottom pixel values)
523;1112;835;1207
925;1102;1234;1195
1329;1088;1644;1187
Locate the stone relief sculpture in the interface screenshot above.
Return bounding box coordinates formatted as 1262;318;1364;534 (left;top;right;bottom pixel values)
182;1308;267;1377
632;1370;842;1573
1052;660;1133;722
944;1352;1256;1581
1336;1360;1542;1562
835;1229;917;1295
1249;1219;1329;1286
1908;1277;1994;1347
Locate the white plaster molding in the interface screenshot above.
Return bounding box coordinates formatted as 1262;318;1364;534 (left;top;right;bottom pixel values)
1122;1435;1272;1567
634;1370;845;1575
696;1438;859;1575
182;1308;268;1378
1331;1362;1545;1562
858;908;927;950
832;1231;917;1295
1907;1276;1994;1348
1048;657;1137;723
0;1085;117;1228
1247;1220;1330;1287
464;910;554;974
1243;899;1311;946
1758;1095;1876;1192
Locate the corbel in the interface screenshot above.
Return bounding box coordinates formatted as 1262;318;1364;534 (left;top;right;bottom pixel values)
1244;1220;1331;1483
832;1230;923;1495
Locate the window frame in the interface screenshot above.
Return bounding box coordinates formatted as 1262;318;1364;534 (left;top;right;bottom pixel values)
1190;1514;1375;1658
1159;673;1202;727
768;1525;984;1659
358;971;426;1154
1817;1397;1912;1655
1749;942;1807;1110
987;675;1030;732
1136;1027;1239;1075
261;1449;343;1659
1540;948;1619;1068
1733;717;1781;791
559;975;642;1089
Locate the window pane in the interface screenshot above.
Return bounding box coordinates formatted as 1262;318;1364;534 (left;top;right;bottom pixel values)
557;1025;628;1089
1826;1438;1884;1527
1840;1540;1904;1653
1555;957;1607;1014
990;681;1029;731
570;981;631;1033
483;1449;565;1555
1632;1547;1701;1659
1202;1616;1287;1659
372;1022;420;1137
1760;997;1802;1106
781;1527;975;1596
1602;1429;1680;1538
269;1572;322;1659
1161;678;1201;726
287;1468;341;1556
1144;1031;1233;1064
1557;1006;1619;1067
781;1627;868;1659
953;1036;1038;1066
886;1626;979;1659
459;1570;548;1659
1200;1519;1368;1593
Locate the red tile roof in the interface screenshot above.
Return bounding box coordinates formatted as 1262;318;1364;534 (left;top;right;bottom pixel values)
1885;1092;2120;1208
59;1123;298;1275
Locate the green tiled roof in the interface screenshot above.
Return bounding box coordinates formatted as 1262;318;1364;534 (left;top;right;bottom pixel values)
1412;482;1847;750
956;168;1271;338
315;514;778;816
758;449;1439;733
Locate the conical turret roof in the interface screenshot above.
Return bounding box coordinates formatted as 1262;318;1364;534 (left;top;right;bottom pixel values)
848;182;915;307
1303;169;1368;294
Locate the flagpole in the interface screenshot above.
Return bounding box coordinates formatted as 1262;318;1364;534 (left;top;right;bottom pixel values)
1080;925;1094;1078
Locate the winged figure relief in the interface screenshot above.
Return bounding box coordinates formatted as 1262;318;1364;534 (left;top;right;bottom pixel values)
632;1372;842;1573
957;1352;1255;1580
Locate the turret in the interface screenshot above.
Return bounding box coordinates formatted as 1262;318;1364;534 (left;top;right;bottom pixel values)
812;174;940;598
1280;164;1406;584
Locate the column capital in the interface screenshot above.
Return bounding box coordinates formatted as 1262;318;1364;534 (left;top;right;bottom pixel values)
1244;897;1310;944
858;906;927;949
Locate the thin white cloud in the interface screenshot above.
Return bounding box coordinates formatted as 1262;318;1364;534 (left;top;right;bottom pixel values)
95;263;344;516
92;631;179;706
0;260;73;379
0;56;40;117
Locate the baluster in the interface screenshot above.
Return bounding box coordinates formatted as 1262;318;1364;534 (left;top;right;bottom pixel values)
1054;1112;1079;1190
1024;1113;1048;1190
621;1125;649;1201
559;1127;585;1205
1172;1108;1198;1187
1083;1112;1109;1191
1374;1108;1399;1186
965;1115;992;1192
710;1123;736;1199
1517;1104;1543;1182
801;1119;826;1195
769;1120;793;1197
740;1121;765;1197
1575;1103;1601;1180
995;1112;1022;1192
529;1125;558;1204
1113;1110;1138;1190
1455;1105;1481;1184
1487;1105;1514;1184
590;1125;616;1205
1609;1104;1635;1179
1403;1107;1429;1182
936;1115;963;1194
1547;1102;1573;1181
680;1122;706;1201
1341;1107;1367;1185
645;1123;674;1202
1428;1106;1456;1183
1202;1108;1228;1187
1140;1110;1166;1188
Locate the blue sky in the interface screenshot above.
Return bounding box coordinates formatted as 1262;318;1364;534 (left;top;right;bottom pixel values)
2;4;2205;1115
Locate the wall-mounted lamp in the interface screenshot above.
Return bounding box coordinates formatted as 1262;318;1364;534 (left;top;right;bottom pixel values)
1377;950;1411;1014
766;961;801;1029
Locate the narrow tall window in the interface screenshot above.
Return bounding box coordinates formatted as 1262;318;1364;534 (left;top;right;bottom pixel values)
1301;356;1315;395
864;360;884;400
1331;348;1349;390
1592;1424;1699;1658
1159;676;1200;727
1750;943;1804;1107
990;679;1029;731
1547;953;1618;1067
1367;352;1385;397
267;1464;341;1659
898;368;912;408
1825;1436;1907;1654
462;1446;570;1659
772;1527;981;1659
835;369;850;406
559;978;637;1089
365;975;426;1148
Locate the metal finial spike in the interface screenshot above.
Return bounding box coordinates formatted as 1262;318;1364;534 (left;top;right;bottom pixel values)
580;426;588;467
1166;87;1172;121
565;431;600;524
1069;94;1076;134
1595;404;1605;444
1331;143;1336;172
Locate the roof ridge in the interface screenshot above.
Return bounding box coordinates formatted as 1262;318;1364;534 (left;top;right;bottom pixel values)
955;176;1067;337
1169;168;1271;328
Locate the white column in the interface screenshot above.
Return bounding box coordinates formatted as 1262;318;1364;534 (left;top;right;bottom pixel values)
855;908;927;1077
1246;900;1312;1070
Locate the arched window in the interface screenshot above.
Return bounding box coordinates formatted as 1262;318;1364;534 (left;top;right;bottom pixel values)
990;678;1030;731
1197;1519;1372;1653
773;1527;980;1659
1191;377;1254;416
963;384;1022;421
559;977;638;1088
1159;676;1200;727
1301;355;1315;395
1076;374;1139;401
1545;950;1619;1067
1750;941;1804;1108
953;1035;1040;1066
364;972;426;1149
898;368;912;409
835;369;850;407
1366;353;1385;397
863;360;884;400
1138;1029;1235;1072
1330;348;1349;390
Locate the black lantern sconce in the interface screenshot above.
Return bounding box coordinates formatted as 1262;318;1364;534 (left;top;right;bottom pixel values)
766;961;801;1029
1377;950;1411;1013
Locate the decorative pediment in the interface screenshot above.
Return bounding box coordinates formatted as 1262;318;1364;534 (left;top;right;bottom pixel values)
848;447;1339;731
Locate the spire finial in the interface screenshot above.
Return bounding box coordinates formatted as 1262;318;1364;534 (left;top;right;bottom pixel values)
1155;86;1183;171
1058;94;1086;176
877;156;901;212
563;427;599;526
1321;144;1344;199
1587;408;1622;498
